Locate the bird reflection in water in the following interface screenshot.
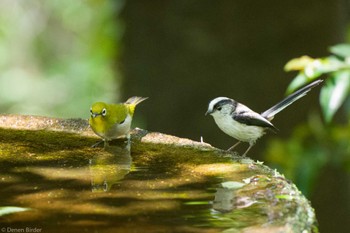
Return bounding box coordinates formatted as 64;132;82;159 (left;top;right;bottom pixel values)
89;139;132;192
213;181;257;213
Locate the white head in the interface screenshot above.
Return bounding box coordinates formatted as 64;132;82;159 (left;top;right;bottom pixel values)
206;97;237;118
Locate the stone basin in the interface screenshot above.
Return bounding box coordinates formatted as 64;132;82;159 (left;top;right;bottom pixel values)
0;115;317;233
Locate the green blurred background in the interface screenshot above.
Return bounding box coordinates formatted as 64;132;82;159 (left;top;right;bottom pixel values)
0;0;349;232
0;0;122;117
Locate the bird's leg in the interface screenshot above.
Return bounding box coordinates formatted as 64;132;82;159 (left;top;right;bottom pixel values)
126;133;131;143
227;141;241;151
242;141;255;157
125;133;131;149
103;140;110;148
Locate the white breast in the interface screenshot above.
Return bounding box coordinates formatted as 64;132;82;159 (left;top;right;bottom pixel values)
213;114;265;143
104;114;132;140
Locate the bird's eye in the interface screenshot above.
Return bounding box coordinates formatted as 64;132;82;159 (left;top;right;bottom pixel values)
90;108;93;114
102;108;107;116
217;107;222;111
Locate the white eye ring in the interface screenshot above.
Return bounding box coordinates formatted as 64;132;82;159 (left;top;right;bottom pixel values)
102;108;107;116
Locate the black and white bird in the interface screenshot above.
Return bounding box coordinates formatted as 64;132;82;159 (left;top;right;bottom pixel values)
206;80;322;157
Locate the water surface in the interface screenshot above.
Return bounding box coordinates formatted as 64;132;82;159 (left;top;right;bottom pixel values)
0;126;316;233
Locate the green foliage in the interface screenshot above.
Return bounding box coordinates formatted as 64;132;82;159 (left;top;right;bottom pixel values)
265;43;350;200
320;71;350;122
265;114;350;196
0;0;124;118
285;44;350;122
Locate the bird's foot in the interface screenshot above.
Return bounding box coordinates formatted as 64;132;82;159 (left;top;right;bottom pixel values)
91;141;103;148
91;140;105;148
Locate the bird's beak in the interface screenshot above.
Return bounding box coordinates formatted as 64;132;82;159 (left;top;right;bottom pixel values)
91;113;99;118
205;110;212;116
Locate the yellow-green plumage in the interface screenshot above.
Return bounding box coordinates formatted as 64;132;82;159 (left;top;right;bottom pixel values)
89;96;147;141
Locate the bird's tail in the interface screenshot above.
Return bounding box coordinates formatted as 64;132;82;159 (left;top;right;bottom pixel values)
261;80;322;120
125;96;148;116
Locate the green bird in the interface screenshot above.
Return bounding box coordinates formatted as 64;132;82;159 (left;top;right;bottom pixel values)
89;96;148;146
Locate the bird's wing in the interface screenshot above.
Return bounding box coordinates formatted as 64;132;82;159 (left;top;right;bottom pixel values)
110;104;128;124
233;108;277;131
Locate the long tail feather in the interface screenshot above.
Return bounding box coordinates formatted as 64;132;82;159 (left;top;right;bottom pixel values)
261;80;322;120
125;96;148;116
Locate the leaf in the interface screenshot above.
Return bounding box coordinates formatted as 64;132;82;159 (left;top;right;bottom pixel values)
275;194;294;200
0;206;31;216
304;59;324;78
329;44;350;58
286;73;309;94
220;181;245;189
320;71;350;122
184;201;209;205
321;56;344;73
284;56;314;72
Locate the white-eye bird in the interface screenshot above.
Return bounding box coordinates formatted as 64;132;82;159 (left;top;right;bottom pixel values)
206;80;322;157
89;96;148;146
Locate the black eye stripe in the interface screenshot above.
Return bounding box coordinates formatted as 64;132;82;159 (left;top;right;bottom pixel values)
213;99;237;111
213;100;231;110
